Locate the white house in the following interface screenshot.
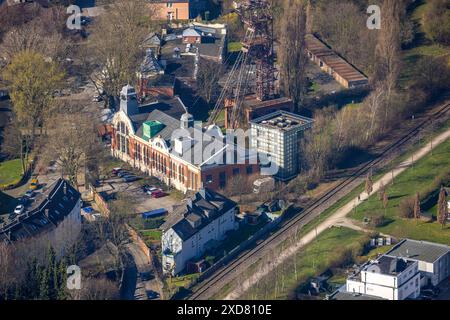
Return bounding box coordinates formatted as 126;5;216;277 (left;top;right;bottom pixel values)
162;188;238;275
346;255;421;300
385;239;450;287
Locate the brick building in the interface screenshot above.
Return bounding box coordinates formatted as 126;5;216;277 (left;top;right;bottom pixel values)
111;85;259;193
149;0;207;21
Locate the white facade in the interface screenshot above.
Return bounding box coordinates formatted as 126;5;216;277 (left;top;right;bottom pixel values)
162;206;236;275
346;259;421;300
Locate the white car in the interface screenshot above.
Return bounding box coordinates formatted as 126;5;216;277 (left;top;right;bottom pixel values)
14;205;25;215
146;187;159;195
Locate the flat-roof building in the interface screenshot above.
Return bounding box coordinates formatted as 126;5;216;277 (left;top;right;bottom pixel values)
386;239;450;287
346;255;421;300
250;111;313;181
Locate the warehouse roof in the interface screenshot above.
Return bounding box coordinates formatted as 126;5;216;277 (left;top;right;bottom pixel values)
386;239;450;264
305;34;368;83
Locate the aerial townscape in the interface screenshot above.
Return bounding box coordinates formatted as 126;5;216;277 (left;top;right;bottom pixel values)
0;0;450;306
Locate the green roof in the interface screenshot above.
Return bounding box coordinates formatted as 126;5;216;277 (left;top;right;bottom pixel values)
142;120;165;140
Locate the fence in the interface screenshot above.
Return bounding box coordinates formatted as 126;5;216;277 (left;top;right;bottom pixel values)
126;224;151;264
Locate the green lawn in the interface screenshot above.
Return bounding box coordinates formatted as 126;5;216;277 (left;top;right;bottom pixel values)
400;1;450;88
0;159;23;189
140;229;162;241
241;227;369;300
349;137;450;245
228;42;242;53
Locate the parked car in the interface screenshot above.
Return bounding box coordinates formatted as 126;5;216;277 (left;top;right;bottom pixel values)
123;176;139;182
112;167;122;175
117;171;130;178
24;190;35;198
146;187;159;196
92;95;103;102
30;178;39;190
152;190;167;198
140;272;154;281
146;290;160;300
14;205;25;215
422;288;439;298
19;196;29;205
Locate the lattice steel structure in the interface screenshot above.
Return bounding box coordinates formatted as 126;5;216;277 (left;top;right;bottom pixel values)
236;0;276;102
208;0;277;128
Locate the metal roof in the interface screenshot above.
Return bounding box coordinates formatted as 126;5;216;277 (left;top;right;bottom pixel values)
386;239;450;264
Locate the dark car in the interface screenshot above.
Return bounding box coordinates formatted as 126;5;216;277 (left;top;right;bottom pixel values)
146;290;160;300
117;171;130;178
112;167;122;175
25;190;35;198
421;288;439;298
140;272;154;281
123;176;140;183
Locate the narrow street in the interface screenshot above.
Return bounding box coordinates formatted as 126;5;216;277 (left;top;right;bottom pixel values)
121;242;164;300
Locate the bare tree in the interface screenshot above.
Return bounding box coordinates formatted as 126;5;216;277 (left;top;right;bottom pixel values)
278;0;308;111
1;117;32;174
196;58;224;104
86;0;154;107
365;170;373;196
43;111;102;187
414;192;421;224
437;186;448;229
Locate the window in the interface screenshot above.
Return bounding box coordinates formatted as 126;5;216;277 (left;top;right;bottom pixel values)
246;166;253;175
232;168;240;176
167;3;173;7
219;172;226;189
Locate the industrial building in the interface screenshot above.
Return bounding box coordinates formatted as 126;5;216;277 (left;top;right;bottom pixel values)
111;85;259;193
250;111;313;181
386;239;450;287
305;34;369;89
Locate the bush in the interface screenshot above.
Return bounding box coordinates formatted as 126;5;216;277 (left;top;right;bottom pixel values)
399;197;415;219
370;213;386;228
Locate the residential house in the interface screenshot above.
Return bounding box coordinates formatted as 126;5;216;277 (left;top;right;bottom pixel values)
346;255;421;300
161;188;237;275
149;0;207;21
0;179;82;260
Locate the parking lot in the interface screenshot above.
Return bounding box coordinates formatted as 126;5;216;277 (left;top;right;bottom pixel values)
96;170;183;217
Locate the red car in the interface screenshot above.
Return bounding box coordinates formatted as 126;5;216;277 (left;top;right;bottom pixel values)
152;190;167;198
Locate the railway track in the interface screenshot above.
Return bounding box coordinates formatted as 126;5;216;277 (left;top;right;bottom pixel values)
186;103;450;300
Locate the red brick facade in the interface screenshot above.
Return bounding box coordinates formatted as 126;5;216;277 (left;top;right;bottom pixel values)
111;125;259;193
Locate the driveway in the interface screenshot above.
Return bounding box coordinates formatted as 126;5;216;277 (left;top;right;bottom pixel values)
125;242;164;300
98;176;181;215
